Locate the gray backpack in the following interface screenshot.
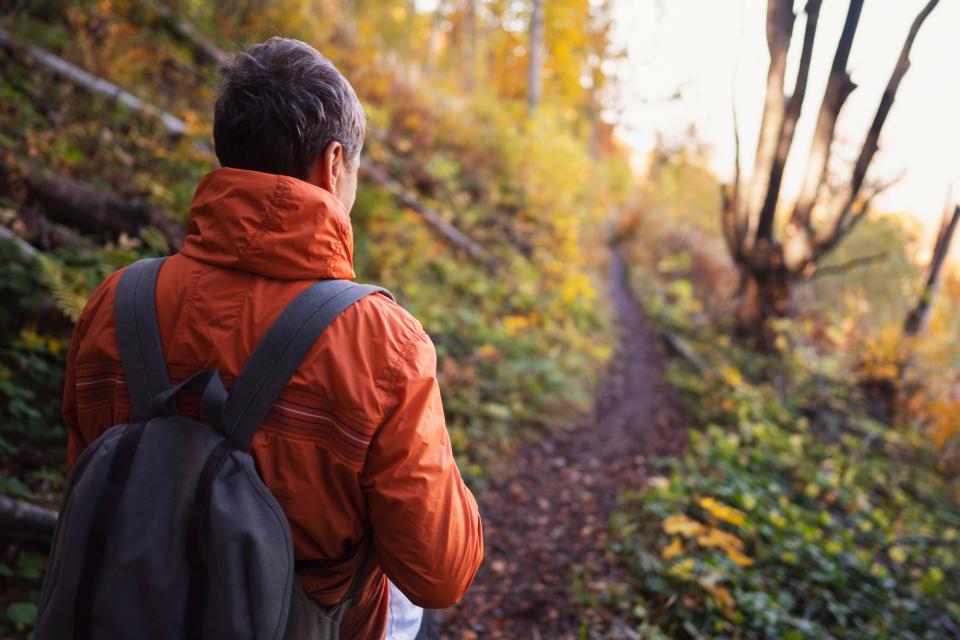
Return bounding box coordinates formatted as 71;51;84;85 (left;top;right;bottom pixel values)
35;257;392;639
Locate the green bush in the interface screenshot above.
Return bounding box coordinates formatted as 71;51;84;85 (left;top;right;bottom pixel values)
592;292;960;639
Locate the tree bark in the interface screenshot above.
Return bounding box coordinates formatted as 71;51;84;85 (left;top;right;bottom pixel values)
463;0;478;91
790;0;863;231
735;248;792;345
756;0;821;243
904;205;959;336
818;0;941;253
2;159;184;251
527;0;545;111
741;0;795;247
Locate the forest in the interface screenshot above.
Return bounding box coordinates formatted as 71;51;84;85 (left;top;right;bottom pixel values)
0;0;958;638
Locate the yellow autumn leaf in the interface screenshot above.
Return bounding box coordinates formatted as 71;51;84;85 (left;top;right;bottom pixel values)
718;366;744;387
663;514;705;537
699;496;747;528
888;546;908;564
661;538;684;559
725;547;754;567
669;558;695;580
705;583;735;611
475;344;498;358
769;511;788;529
696;527;743;551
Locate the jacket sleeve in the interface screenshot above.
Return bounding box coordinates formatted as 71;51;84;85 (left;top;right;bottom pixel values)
360;330;483;608
63;269;119;471
63;305;89;470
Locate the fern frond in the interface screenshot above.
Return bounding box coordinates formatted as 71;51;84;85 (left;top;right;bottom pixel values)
35;254;88;323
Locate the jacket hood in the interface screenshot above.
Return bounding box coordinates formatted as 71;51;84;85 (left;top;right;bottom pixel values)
180;167;355;280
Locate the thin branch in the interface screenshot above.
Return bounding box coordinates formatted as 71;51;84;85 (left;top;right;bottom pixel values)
904;205;959;336
141;0;227;66
756;0;823;242
660;331;707;372
815;173;903;259
823;0;941;251
721;185;740;260
0;27;188;137
790;0;864;231
810;251;887;280
740;0;795;247
730;95;747;257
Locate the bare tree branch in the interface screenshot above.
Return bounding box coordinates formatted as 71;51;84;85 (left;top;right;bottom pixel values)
790;0;864;231
141;0;227;66
730;94;748;257
0;27;188;138
904;205;959;336
360;159;499;272
721;185;740;260
824;0;941;250
810;251;887;280
740;0;795;247
756;0;822;243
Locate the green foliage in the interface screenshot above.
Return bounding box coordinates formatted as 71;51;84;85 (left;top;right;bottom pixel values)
352;92;619;483
0;550;46;637
591;280;960;639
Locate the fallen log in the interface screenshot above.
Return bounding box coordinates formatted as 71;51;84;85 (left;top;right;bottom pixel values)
0;225;39;260
2;159;183;251
141;1;227;66
0;26;188;138
660;331;707;372
0;494;57;545
361;159;499;272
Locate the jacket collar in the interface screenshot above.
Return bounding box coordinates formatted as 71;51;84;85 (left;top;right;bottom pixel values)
179;168;355;280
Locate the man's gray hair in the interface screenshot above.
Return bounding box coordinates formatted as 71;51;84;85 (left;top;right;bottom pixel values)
213;37;365;180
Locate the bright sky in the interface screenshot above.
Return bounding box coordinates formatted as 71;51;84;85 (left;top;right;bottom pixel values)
609;0;960;231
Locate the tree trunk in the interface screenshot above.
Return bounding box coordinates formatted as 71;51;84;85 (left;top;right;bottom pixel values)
463;0;477;91
741;0;794;246
756;0;821;242
527;0;545;111
904;205;960;336
735;249;793;345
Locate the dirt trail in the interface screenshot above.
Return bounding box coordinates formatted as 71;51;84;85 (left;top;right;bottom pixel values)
438;248;685;639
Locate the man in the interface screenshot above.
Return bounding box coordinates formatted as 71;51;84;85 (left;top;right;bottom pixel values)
62;37;483;639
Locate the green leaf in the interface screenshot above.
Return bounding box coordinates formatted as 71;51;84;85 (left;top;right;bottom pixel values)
5;602;37;626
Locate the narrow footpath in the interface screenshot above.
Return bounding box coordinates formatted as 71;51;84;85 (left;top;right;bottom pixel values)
439;248;686;639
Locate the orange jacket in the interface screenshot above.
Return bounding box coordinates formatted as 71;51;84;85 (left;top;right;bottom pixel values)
62;168;483;639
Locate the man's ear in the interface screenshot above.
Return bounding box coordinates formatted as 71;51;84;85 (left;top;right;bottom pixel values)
307;141;344;192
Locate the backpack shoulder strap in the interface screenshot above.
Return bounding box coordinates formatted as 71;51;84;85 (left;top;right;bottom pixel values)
114;257;171;421
223;280;393;449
